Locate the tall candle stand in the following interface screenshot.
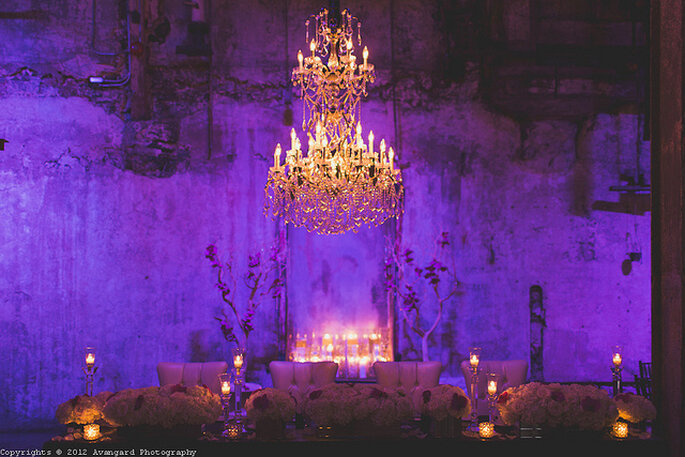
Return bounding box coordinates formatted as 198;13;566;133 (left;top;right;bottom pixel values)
232;348;246;429
82;347;97;396
218;373;237;439
611;346;623;396
468;347;481;431
487;373;499;423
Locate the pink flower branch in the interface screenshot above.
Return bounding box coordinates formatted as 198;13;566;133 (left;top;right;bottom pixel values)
206;237;285;349
385;232;460;361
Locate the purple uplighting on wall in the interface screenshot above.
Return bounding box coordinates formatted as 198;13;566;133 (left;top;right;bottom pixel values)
0;0;651;432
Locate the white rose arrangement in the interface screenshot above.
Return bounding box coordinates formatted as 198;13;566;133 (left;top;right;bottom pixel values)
416;384;471;422
244;387;296;423
102;384;221;429
286;385;314;415
55;391;113;425
302;383;358;427
496;382;618;431
614;393;656;423
351;384;413;428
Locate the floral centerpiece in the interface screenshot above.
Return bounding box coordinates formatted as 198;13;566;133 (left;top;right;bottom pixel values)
416;384;471;438
55;391;112;425
496;383;618;432
302;383;358;429
245;387;296;424
351;384;413;434
614;392;656;423
286;385;311;416
417;384;471;421
102;384;221;430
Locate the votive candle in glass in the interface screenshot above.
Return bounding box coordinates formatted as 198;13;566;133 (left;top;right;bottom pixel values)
83;424;100;441
612;346;623;367
613;421;628;439
232;347;245;374
469;347;481;369
479;421;495;439
227;420;241;439
221;380;231;397
487;373;498;397
85;348;96;369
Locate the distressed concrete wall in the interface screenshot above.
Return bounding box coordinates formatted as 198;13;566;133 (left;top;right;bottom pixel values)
0;0;650;429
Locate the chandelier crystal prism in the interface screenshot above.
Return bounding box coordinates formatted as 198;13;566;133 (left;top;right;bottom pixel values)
264;6;404;235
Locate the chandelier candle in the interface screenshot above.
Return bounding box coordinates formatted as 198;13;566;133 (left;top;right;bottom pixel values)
265;7;404;235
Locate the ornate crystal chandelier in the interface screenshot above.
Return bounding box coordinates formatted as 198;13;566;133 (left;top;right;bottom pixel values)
264;5;404;235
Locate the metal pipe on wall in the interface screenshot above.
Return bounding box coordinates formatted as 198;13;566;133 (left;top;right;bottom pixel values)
89;0;137;87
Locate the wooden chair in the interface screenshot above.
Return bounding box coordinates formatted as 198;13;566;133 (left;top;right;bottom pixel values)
634;361;652;399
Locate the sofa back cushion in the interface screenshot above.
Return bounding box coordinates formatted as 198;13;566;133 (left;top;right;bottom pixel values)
269;361;338;391
373;361;442;390
157;361;228;395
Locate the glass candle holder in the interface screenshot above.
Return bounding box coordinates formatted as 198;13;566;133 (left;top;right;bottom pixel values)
83;424;100;441
479;421;495;439
486;372;499;422
468;347;482;431
611;345;623;396
232;347;245;376
83;347;97;396
85;348;96;370
469;347;481;370
219;373;231;399
226;420;241;440
612;346;623;368
218;373;233;438
487;373;498;397
613;421;629;439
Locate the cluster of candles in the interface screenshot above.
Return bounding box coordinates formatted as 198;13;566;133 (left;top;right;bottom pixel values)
288;331;391;378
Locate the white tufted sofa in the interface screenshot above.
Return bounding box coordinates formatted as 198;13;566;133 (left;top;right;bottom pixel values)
373;361;442;391
269;361;338;391
460;359;528;415
269;361;338;414
157;361;228;395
